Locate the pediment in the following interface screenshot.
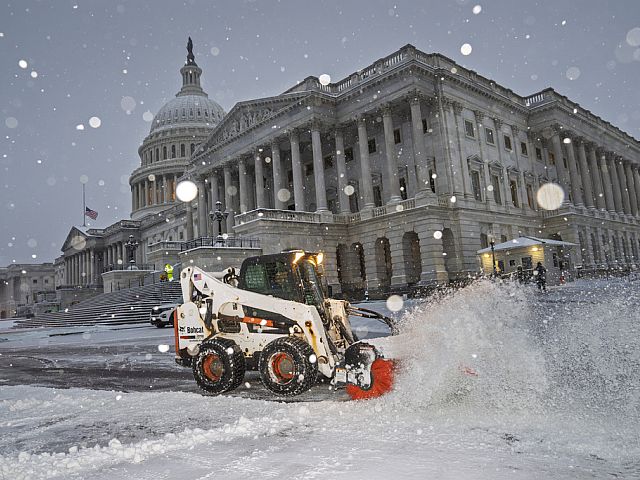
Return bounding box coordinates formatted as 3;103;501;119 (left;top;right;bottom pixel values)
201;93;310;151
61;226;90;253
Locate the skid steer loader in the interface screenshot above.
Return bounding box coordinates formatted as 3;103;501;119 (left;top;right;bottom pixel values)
174;250;397;399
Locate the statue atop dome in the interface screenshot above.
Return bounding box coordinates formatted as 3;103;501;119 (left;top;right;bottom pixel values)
186;37;196;65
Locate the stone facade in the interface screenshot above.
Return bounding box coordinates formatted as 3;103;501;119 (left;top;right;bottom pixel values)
187;44;640;296
0;263;56;318
51;42;640;300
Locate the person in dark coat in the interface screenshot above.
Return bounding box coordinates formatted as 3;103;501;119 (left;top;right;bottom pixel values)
534;262;547;291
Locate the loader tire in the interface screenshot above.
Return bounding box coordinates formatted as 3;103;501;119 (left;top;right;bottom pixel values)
192;338;245;395
258;337;318;396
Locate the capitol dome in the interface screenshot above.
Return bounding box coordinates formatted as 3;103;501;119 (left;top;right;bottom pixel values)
130;38;224;221
150;93;225;135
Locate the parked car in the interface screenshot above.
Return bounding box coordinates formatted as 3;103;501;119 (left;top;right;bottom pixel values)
150;303;178;328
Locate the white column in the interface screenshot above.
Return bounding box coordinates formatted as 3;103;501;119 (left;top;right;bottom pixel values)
238;157;249;213
576;138;594;208
550;129;570;198
311;122;329;212
196;178;207;237
608;152;624;213
254;151;265;209
208;171;219;235
185;202;194;240
587;143;605;210
624;160;638;217
616;156;631;215
290;130;305;211
271;140;285;210
564;136;583;205
409;94;428;195
223;165;234;232
334;128;350;213
356;115;375;208
634;166;640;214
381;104;402;203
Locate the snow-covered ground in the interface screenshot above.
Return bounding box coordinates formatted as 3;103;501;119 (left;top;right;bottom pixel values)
1;278;639;479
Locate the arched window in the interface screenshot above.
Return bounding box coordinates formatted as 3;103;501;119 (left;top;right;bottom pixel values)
163;146;167;160
171;145;176;159
155;148;159;161
180;144;185;157
190;143;195;155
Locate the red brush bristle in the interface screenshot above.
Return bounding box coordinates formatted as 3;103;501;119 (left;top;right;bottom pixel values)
346;358;395;400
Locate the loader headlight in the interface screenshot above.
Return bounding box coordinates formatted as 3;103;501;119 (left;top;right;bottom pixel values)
293;251;305;264
316;252;324;265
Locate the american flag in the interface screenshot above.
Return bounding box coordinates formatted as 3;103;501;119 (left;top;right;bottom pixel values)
85;206;98;220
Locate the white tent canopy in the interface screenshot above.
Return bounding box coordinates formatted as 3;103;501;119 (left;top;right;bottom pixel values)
477;236;576;254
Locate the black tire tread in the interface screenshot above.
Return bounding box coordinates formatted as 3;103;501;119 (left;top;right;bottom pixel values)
192;337;246;395
258;336;318;397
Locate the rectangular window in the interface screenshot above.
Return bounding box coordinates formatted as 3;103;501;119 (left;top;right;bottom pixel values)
33;279;38;284
536;147;542;161
373;185;383;207
522;256;533;269
399;178;408;200
393;128;402;144
305;164;314;176
526;184;535;209
287;170;293;183
491;175;502;204
510;180;519;207
504;135;512;151
520;142;528;156
485;128;495;145
422;118;430;134
45;279;49;284
323;155;334;169
548;152;555;165
368;138;377;154
344;147;354;162
471;170;482;201
464;120;475;138
563;158;568;169
429;168;436;193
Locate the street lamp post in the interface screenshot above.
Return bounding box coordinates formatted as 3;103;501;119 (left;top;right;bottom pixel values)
125;235;139;269
209;201;229;243
489;238;497;277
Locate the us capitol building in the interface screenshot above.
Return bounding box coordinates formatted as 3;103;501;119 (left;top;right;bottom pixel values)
11;40;640;311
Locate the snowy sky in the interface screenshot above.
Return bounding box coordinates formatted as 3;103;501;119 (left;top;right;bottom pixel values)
1;0;640;265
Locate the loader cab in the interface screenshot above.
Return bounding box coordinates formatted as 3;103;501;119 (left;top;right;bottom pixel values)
238;251;328;311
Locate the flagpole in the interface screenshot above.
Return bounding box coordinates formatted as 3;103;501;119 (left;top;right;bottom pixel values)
82;183;86;227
